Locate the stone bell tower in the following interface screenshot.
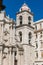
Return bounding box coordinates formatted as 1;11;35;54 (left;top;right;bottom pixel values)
16;3;35;65
16;3;34;45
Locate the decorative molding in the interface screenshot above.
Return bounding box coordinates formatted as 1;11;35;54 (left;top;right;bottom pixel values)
16;10;34;16
16;24;34;29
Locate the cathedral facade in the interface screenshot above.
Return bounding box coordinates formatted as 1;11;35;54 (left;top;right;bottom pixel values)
0;3;43;65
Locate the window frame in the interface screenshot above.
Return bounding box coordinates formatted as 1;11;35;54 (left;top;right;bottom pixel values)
28;16;31;26
29;32;32;39
19;32;22;42
19;16;22;25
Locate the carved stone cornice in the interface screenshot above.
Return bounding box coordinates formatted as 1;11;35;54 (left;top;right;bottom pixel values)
16;24;34;29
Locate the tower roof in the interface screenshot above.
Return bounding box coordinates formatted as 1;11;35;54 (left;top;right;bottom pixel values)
19;3;31;12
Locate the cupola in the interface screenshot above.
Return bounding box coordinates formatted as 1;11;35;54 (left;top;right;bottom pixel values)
19;3;31;12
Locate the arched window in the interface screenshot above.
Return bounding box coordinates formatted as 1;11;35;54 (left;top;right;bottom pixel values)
19;32;22;42
28;32;32;44
19;16;22;25
29;32;32;39
28;16;31;26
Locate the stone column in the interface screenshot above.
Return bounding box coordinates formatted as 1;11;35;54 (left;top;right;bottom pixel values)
0;45;3;65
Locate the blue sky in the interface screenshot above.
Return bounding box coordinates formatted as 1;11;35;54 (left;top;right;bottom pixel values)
3;0;43;22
